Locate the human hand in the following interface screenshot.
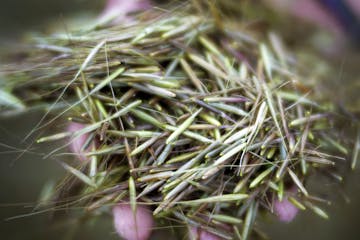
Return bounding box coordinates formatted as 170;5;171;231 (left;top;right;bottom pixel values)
264;0;360;42
98;0;152;24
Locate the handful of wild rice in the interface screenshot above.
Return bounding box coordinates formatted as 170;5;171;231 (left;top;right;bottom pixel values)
0;2;354;239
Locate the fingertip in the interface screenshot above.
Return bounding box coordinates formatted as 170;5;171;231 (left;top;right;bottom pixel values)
113;202;154;240
273;197;299;223
100;0;152;23
67;122;89;161
189;227;222;240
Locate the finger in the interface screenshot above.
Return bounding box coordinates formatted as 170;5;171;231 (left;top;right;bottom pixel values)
273;188;299;223
265;0;341;34
113;202;154;240
67;122;90;161
347;0;360;13
99;0;152;23
189;227;221;240
317;0;360;42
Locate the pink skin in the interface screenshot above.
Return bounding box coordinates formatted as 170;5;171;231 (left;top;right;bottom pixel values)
113;203;154;240
99;0;152;24
265;0;360;36
264;0;360;55
265;0;341;34
273;188;299;223
347;0;360;14
189;227;222;240
67;122;90;161
273;197;299;223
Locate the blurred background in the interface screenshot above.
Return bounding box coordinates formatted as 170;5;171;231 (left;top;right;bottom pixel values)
0;0;359;239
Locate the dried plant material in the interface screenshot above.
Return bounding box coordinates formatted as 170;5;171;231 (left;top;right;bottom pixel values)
0;1;354;239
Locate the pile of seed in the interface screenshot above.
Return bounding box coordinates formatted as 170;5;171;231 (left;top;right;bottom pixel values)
1;4;351;239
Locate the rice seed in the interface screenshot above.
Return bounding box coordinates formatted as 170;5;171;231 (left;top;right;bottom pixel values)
199;113;221;126
165;108;203;144
202;142;247;179
224;126;254;144
290;114;327;127
61;162;96;188
107;130;161;138
249;166;274;188
288;197;306;210
248;102;268;144
166;151;200;164
165;124;214;143
260;44;273;79
177;193;248;205
233;173;252;193
276;91;317;107
211;214;243;225
277;180;284;201
129;176;137;213
130;135;162;156
176;140;221;173
37;132;72;143
204;96;248;103
242;202;255;240
275;143;289;180
188;53;227;79
210;102;249;117
130;108;164;128
89;67;125;96
323;135;349;155
199;36;221;55
305;157;335;165
215;142;247;167
288;168;309;196
304;201;329;219
180;58;205;93
188;124;218;130
85;144;125;156
137;171;174;182
206;145;226;159
144;84;177;98
0;89;25;110
77;40;106;78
